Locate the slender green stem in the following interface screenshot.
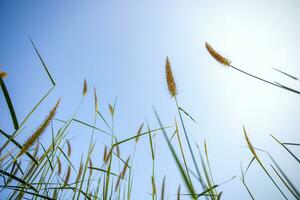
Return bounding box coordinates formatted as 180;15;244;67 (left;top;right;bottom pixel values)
174;97;206;190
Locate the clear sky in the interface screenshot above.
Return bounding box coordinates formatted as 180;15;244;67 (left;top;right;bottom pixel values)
1;0;300;199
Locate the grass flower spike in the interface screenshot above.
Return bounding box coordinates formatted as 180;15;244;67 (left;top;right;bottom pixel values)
0;71;8;78
18;99;60;158
205;42;231;66
83;79;87;96
165;57;177;97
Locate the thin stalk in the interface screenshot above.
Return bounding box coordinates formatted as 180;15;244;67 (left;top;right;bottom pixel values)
230;65;300;95
174;97;206;190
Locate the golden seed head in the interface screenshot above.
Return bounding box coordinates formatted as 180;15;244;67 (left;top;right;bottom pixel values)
105;148;113;164
83;79;87;96
0;71;8;78
76;162;83;182
115;173;121;192
64;165;71;186
94;86;99;112
108;104;114;116
115;138;120;157
243;126;260;162
165;57;177;97
66;140;71;157
89;159;93;176
121;156;130;179
103;146;107;163
135;123;144;143
205;42;231;66
20;99;60;157
57;158;62;175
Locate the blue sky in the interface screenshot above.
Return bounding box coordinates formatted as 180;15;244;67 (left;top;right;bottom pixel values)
1;0;300;199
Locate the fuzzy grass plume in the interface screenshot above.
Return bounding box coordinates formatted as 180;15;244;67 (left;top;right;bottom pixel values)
83;79;88;96
64;165;71;186
205;42;231;66
104;147;113;164
94;86;99;112
57;157;62;175
165;57;177;97
121;156;130;179
0;71;8;78
103;146;107;163
76;162;83;183
66;139;71;158
108;103;114;117
135;123;144;143
89;159;93;176
18;99;60;159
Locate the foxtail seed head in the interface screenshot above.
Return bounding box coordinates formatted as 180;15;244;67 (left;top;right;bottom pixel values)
165;57;177;97
0;71;8;78
83;79;87;96
20;99;60;158
94;86;99;112
66;140;71;157
76;162;83;183
205;42;231;66
64;165;71;186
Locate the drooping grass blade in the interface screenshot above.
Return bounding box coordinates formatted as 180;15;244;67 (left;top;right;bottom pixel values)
0;77;19;130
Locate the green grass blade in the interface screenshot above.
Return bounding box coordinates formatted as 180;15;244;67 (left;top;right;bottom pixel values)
88;167;119;177
178;107;197;123
0;169;37;192
282;143;300;146
0;77;19;130
243;126;288;200
0;129;38;165
113;127;172;147
153;107;196;199
270;164;300;199
271;134;300;164
29;37;55;86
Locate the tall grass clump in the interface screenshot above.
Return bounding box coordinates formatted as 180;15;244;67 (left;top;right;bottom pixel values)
0;39;299;200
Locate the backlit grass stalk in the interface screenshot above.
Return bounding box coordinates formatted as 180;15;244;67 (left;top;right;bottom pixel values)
165;57;207;190
240;164;255;200
153;108;197;199
174;118;195;191
146;122;157;200
205;42;300;95
76;86;98;200
16;99;60;160
243;126;288;200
